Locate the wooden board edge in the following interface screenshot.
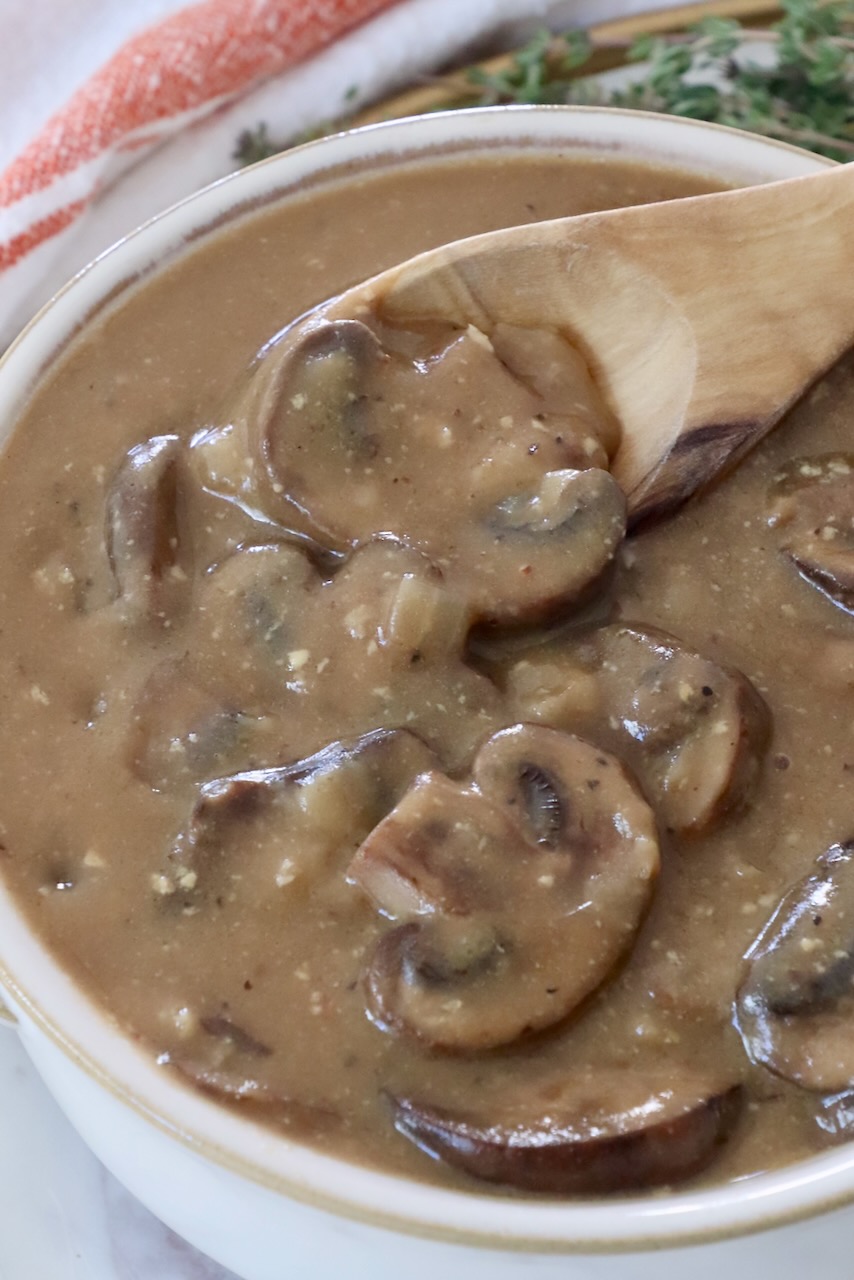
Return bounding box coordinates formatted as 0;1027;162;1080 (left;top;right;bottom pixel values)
350;3;781;128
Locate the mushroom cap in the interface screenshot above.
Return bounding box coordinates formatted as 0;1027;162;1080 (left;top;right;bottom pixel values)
768;453;854;614
190;318;626;629
737;839;854;1091
127;659;285;791
187;538;501;764
480;466;626;629
162;1010;341;1138
391;1068;742;1194
191;541;315;715
105;434;192;626
349;725;659;1051
504;624;770;836
168;727;438;895
590;626;771;834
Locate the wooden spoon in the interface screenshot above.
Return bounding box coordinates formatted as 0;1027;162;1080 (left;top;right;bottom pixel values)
315;160;854;525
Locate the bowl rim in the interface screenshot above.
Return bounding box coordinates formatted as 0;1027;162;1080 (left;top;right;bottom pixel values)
0;102;848;1254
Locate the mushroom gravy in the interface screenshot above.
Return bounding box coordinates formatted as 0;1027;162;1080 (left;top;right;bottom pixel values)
1;148;854;1197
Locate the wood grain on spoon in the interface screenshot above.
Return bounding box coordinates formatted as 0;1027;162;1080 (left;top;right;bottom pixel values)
318;159;854;524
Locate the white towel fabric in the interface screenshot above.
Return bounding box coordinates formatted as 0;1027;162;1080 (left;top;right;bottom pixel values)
0;0;689;347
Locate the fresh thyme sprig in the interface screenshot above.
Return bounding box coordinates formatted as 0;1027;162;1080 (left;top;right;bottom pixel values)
608;1;854;160
234;122;279;167
234;1;854;167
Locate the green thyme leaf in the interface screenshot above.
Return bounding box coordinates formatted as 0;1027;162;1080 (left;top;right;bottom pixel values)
233;124;280;166
235;2;854;167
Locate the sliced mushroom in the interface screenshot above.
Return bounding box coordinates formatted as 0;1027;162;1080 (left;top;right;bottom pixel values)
348;725;659;1051
322;542;502;766
187;538;500;761
736;839;854;1091
391;1069;742;1194
161;1011;340;1134
480;467;626;628
190;542;316;714
127;659;285;790
188;319;384;535
260;320;389;540
168;728;437;892
332;540;472;664
506;625;770;836
192;320;625;627
105;434;191;625
595;627;770;834
767;454;854;614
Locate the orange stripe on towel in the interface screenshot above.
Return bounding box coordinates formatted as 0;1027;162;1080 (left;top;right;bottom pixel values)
0;0;396;210
0;200;88;270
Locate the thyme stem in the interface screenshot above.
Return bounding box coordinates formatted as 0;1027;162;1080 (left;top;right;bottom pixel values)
234;1;854;168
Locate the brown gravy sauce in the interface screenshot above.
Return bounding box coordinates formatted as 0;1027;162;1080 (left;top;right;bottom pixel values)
2;150;854;1194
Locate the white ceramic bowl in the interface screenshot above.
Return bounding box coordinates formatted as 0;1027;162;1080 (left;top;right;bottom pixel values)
0;106;844;1280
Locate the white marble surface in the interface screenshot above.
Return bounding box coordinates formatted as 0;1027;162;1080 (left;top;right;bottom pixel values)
7;1020;854;1280
0;1029;235;1279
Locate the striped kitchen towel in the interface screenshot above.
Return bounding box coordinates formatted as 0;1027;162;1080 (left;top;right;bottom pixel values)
0;0;684;345
0;0;562;344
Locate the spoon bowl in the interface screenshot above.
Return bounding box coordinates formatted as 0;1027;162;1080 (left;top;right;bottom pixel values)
314;160;854;523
